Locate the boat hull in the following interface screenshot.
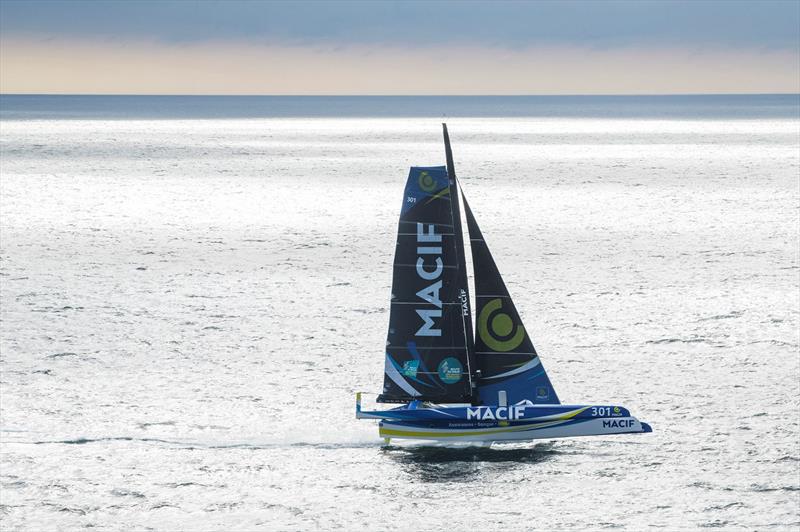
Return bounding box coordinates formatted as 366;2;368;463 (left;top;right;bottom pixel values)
379;417;651;442
357;394;652;443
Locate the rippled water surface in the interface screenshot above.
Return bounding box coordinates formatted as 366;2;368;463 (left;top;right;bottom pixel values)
1;108;799;530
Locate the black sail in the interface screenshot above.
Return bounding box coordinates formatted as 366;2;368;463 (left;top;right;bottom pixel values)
378;164;474;403
463;196;561;406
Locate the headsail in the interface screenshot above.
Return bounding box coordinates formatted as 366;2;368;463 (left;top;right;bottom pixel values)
378;165;474;403
463;196;561;405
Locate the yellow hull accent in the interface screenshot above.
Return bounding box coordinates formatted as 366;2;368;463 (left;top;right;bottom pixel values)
558;406;590;420
377;407;591;439
379;419;569;439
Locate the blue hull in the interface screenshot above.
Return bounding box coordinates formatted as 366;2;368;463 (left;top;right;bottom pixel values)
356;394;652;442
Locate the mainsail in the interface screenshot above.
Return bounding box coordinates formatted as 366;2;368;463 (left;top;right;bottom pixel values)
378;165;475;403
463;195;561;406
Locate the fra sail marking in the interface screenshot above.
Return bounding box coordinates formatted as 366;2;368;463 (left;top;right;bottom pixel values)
357;124;652;444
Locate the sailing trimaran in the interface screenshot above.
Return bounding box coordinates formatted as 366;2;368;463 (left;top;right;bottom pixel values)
356;124;651;443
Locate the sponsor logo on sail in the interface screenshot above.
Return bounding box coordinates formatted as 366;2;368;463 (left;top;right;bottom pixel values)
438;357;463;384
415;223;443;336
459;288;469;317
477;298;525;351
418;171;437;192
536;387;549;399
402;360;420;378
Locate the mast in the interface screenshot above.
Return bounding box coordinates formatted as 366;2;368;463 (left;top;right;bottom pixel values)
442;123;479;403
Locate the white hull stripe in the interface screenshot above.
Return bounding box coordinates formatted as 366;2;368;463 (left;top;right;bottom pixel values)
483;357;541;380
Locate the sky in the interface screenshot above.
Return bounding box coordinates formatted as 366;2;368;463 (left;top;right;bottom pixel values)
1;0;798;95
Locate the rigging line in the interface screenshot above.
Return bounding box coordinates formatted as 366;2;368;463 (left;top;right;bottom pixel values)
398;370;460;375
398;221;455;228
398;233;456;236
387;346;468;350
390;302;463;306
475;351;538;355
393;264;459;269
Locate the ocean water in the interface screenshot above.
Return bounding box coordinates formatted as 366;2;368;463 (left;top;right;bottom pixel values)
1;96;799;530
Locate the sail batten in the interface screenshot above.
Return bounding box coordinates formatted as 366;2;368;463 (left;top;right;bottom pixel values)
475;351;539;355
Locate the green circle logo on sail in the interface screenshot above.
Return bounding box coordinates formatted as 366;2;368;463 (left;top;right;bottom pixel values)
478;298;526;352
438;357;463;384
418;171;437;192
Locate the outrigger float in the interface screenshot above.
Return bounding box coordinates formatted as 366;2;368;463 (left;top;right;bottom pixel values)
356;124;651;444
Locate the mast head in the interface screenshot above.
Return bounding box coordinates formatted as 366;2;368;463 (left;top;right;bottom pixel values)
442;123;455;179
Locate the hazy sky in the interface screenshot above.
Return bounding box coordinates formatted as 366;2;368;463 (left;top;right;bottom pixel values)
1;0;798;94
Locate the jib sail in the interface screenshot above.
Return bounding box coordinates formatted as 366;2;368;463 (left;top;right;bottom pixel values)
378;165;475;403
463;196;561;406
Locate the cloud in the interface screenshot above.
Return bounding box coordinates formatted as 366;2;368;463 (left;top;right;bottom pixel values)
1;0;798;49
2;1;797;94
1;38;798;95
